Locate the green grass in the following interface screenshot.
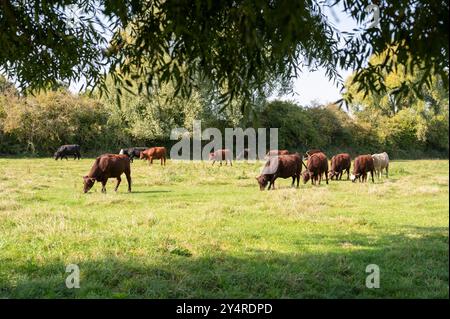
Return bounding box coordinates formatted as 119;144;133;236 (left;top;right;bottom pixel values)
0;158;448;298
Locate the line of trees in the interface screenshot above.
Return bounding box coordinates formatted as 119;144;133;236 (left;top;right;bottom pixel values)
1;71;448;159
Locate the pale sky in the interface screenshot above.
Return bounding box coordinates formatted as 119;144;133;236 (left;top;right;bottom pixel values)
273;4;360;106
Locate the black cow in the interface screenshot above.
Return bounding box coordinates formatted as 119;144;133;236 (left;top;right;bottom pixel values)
119;147;147;163
54;144;81;160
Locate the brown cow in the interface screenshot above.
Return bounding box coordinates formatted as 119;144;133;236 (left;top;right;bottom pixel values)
83;154;131;193
302;152;329;185
209;149;232;166
256;153;303;190
329;153;351;180
351;155;375;183
140;147;167;165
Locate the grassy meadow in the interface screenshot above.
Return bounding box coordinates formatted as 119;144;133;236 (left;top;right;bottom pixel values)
0;157;448;298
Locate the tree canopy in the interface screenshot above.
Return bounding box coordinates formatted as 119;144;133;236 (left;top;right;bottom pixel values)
0;0;448;108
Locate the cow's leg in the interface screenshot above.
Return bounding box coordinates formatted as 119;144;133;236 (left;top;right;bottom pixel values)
212;160;215;166
296;174;300;188
386;165;389;178
325;170;329;184
291;176;295;187
101;180;107;193
229;159;232;166
371;170;375;183
318;173;322;185
164;156;166;166
115;177;121;192
269;176;277;190
65;155;68;160
347;168;350;180
124;171;131;192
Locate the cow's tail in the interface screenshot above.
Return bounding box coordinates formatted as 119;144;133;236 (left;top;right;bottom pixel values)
301;159;308;170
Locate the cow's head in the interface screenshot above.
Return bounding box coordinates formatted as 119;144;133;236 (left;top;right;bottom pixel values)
328;170;336;180
83;176;96;193
54;151;60;160
139;152;145;159
208;152;215;161
350;173;358;182
256;175;269;191
302;170;312;184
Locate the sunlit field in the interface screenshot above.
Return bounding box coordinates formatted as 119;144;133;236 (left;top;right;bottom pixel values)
0;158;448;298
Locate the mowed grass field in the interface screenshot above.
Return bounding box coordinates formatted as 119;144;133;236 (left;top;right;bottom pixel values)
0;157;448;298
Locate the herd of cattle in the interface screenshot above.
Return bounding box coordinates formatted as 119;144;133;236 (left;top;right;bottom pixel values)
53;144;390;193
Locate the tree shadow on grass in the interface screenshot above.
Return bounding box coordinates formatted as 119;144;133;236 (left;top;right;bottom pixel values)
0;227;447;299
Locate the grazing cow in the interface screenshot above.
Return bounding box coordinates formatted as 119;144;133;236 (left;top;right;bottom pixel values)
140;147;167;165
265;149;289;160
329;153;351;180
119;147;147;163
302;152;329;185
372;152;389;179
54;144;81;160
351;155;375;183
83;154;131;193
256;153;303;190
209;149;233;166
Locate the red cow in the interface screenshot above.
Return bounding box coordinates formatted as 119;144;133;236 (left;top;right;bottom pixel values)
140;147;167;165
351;155;375;183
256;153;303;190
329;153;351;180
83;154;131;193
302;152;329;185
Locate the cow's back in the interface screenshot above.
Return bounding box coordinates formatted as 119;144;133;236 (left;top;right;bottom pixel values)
213;149;231;160
308;152;328;172
262;154;301;177
91;154;130;179
354;155;374;174
146;147;167;158
372;152;388;169
332;153;351;171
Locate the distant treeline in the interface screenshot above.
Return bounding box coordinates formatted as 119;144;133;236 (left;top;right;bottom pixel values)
0;87;448;159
